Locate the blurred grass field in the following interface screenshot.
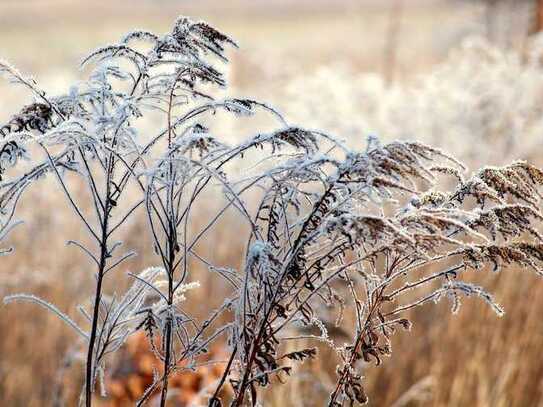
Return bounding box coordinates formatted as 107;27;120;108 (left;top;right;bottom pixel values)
0;0;484;101
1;1;543;406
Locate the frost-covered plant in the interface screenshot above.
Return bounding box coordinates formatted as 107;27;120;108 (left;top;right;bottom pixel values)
0;44;150;407
2;16;543;407
0;16;253;406
207;134;543;406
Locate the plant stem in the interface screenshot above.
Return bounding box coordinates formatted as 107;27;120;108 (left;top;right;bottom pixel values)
158;71;183;407
85;150;115;406
85;215;111;406
159;227;175;407
159;310;173;406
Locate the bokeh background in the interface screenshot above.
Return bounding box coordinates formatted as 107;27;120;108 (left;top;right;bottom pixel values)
1;0;543;406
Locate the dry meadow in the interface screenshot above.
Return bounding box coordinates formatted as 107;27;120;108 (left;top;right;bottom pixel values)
1;1;542;406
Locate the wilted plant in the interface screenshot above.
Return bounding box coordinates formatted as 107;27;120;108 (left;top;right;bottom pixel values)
2;16;543;407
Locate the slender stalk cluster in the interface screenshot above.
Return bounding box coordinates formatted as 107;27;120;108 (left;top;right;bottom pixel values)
2;16;543;407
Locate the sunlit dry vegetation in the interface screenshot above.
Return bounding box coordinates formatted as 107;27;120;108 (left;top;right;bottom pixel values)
1;1;543;406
